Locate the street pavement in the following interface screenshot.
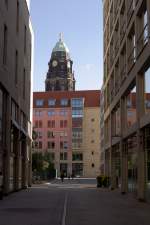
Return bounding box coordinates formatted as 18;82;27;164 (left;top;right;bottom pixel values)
0;179;150;225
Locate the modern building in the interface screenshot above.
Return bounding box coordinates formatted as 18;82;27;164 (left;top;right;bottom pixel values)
33;36;100;178
103;0;150;201
100;86;105;175
33;90;100;178
0;0;33;194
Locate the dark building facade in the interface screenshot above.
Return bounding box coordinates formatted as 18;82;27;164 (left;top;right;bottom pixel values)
103;0;150;201
0;0;33;195
45;35;75;91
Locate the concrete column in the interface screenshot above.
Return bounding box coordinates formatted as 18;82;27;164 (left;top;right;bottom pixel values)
22;139;28;189
28;141;32;187
3;94;11;195
137;130;145;201
14;128;20;191
120;141;128;194
136;72;146;200
120;98;128;193
111;147;117;189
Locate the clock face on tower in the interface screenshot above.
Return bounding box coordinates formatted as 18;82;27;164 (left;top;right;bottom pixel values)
52;60;58;67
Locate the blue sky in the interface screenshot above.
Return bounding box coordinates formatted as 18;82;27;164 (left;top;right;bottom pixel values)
30;0;103;91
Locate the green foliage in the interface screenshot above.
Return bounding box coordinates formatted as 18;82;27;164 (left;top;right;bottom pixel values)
32;152;55;179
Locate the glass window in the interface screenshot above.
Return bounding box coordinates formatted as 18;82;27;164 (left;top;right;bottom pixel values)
72;110;83;117
36;99;44;107
144;67;150;114
60;152;67;160
0;89;3;145
60;110;68;116
48;141;55;149
34;110;43;116
71;98;84;108
48;120;55;128
61;99;68;106
48;99;56;106
60;141;68;150
72;153;83;161
48;110;55;116
47;131;55;138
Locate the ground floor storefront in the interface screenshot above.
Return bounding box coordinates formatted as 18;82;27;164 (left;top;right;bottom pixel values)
0;85;32;196
105;125;150;202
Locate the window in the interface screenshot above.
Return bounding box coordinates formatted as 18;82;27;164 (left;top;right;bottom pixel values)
71;98;84;107
60;152;67;160
3;25;8;65
48;110;55;116
60;132;68;137
72;130;82;138
48;141;55;149
60;120;67;128
36;99;44;107
127;99;132;108
11;100;19;123
60;141;68;150
72;109;83;118
37;132;42;139
39;120;42;128
5;0;8;8
23;69;26;99
72;142;82;149
91;118;95;122
145;100;150;109
92;163;95;168
91;140;95;143
127;111;133;117
39;141;42;149
47;131;55;138
60;110;68;116
48;99;56;106
60;99;68;106
16;1;19;33
34;120;42;128
24;25;27;54
34;110;43;117
15;50;18;84
72;153;83;161
0;90;3;146
49;153;55;161
48;120;55;128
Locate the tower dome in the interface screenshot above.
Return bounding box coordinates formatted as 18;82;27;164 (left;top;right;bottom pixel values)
45;34;76;92
52;33;69;54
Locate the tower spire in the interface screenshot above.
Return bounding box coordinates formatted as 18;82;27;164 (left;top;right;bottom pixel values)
59;32;63;42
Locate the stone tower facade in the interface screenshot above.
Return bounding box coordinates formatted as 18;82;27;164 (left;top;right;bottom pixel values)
45;35;75;91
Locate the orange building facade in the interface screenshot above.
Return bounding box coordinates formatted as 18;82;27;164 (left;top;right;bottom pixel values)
33;90;100;178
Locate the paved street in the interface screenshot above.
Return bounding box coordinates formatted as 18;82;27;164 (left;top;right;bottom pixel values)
0;179;150;225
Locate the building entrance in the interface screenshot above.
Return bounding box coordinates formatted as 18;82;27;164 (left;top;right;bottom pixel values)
60;163;68;177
